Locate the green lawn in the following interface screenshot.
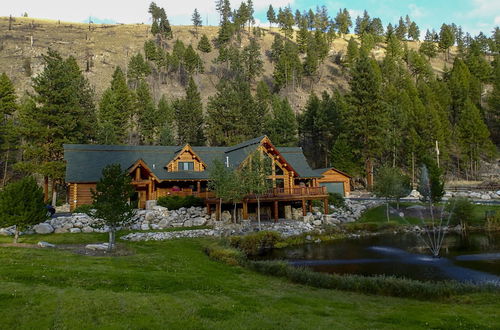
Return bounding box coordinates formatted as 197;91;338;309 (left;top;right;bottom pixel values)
0;232;499;329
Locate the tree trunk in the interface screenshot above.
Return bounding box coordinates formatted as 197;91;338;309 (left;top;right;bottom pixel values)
366;158;374;189
13;227;19;244
108;229;115;252
44;176;49;202
233;202;237;223
51;180;57;207
219;198;222;221
386;201;390;222
257;197;261;230
2;149;8;187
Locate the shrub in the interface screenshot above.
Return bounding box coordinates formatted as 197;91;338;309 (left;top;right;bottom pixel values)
204;243;244;266
229;231;281;256
446;197;474;226
0;177;48;243
328;192;346;209
157;195;204;210
73;204;94;214
247;260;494;300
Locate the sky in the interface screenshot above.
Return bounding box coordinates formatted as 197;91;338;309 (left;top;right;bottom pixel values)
3;0;499;37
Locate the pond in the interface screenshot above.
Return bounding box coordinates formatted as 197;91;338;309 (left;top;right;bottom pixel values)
259;231;500;284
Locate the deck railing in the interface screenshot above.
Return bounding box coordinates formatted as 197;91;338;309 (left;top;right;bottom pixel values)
163;186;327;200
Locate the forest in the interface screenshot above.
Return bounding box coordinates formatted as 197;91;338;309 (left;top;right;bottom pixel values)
0;1;499;201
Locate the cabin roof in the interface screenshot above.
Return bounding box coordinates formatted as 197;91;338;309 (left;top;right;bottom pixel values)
64;136;321;182
312;167;353;178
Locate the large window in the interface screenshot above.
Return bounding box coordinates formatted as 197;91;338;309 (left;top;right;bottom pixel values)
178;162;194;171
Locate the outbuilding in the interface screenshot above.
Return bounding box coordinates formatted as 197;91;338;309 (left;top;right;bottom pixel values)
313;167;352;196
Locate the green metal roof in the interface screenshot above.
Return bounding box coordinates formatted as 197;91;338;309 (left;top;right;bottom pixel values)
64;137;321;182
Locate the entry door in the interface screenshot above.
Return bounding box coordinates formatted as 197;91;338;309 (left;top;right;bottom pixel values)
138;190;147;209
321;182;345;196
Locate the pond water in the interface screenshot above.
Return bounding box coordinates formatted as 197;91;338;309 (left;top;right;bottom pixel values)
259;232;500;284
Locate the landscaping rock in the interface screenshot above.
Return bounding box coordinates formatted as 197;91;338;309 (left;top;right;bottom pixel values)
33;223;54;234
481;194;491;200
82;226;94;233
69;228;81;233
37;241;55;248
85;243;109;251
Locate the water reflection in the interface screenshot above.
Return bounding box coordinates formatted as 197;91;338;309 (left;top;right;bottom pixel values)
259;232;500;283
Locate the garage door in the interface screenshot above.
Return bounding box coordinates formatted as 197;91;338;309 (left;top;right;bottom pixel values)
321;182;345;196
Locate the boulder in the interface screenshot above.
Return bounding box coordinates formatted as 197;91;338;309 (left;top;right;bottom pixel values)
33;223;54;234
221;211;232;223
469;192;482;199
312;220;322;226
54;227;69;234
145;200;157;210
140;223;150;231
408;190;422;198
70;228;81;233
82;226;94;233
481;194;491;200
158;219;170;229
37;241;55;248
85;243;109;251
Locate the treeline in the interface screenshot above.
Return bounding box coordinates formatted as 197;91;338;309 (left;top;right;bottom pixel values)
0;1;499;200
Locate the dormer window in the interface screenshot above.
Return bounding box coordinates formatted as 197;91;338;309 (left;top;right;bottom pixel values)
178;161;194;171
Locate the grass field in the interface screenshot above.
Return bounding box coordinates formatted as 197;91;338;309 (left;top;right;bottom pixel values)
0;232;499;329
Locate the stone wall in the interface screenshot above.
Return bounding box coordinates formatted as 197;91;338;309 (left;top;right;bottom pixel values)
0;206;210;236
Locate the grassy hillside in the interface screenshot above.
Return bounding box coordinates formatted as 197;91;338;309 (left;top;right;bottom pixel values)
0;16;457;111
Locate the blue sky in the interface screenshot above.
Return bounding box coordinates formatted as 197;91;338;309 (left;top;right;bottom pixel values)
3;0;499;36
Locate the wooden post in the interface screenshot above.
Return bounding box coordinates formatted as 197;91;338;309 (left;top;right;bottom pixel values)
216;202;220;221
273;200;279;222
73;183;78;211
242;200;248;220
308;200;312;213
323;198;329;215
197;181;201;192
302;198;306;216
135;167;140;181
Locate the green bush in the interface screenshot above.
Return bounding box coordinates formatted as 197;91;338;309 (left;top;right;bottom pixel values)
446;197;474;226
204;243;244;266
73;204;94;214
328;192;346;209
229;231;281;256
247;260;495;300
157;195;204;210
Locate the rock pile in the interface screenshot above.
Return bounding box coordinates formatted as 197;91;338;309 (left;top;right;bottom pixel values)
444;190;500;200
0;206;210;236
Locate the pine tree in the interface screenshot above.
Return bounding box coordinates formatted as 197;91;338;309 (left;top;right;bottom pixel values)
486;56;500;144
17;49;96;202
144;40;158;61
127;53;151;88
408;22;420;41
136;81;158;145
174;77;205;145
272;41;302;90
0;73;18;186
96;67;133;145
296;18;310;53
419;29;438;60
267;5;276;28
334;8;351;37
197;34;212;53
277;6;295;39
345;37;359;67
184;45;204;75
347;53;388;187
267;96;298;146
395;17;407;40
192;8;202;38
439;24;455;61
242;38;263;82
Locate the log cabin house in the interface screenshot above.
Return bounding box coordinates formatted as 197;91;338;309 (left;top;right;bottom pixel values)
64;136;332;221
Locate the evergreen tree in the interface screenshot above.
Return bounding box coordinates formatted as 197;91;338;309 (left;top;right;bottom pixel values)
267;5;276;28
369;18;384;40
242;38;263;82
408;22;420;41
420;29;438;60
18;50;96;202
272;41;302;90
136;81;158;145
296;18;310;53
216;0;233;45
0;73;18;186
144;40;158;61
191;8;202;37
334;8;351;37
354;10;371;35
439;23;455;61
345;37;359;67
0;177;47;243
385;23;394;41
395;17;407;39
174;77;205;145
267;96;298;146
96;67;133;145
486;56;500;144
127;53;151;88
346;53;388;187
277;6;295;39
197;34;212;53
184;45;204;75
330;134;361;175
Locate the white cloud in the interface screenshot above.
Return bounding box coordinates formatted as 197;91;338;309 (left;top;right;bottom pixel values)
469;0;500;17
495;16;500;25
348;9;363;19
408;4;424;18
3;0;295;25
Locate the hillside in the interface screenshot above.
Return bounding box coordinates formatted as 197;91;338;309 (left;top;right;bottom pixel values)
0;16;457;111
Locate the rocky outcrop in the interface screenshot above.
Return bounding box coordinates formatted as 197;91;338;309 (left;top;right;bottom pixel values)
444;190;500;200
